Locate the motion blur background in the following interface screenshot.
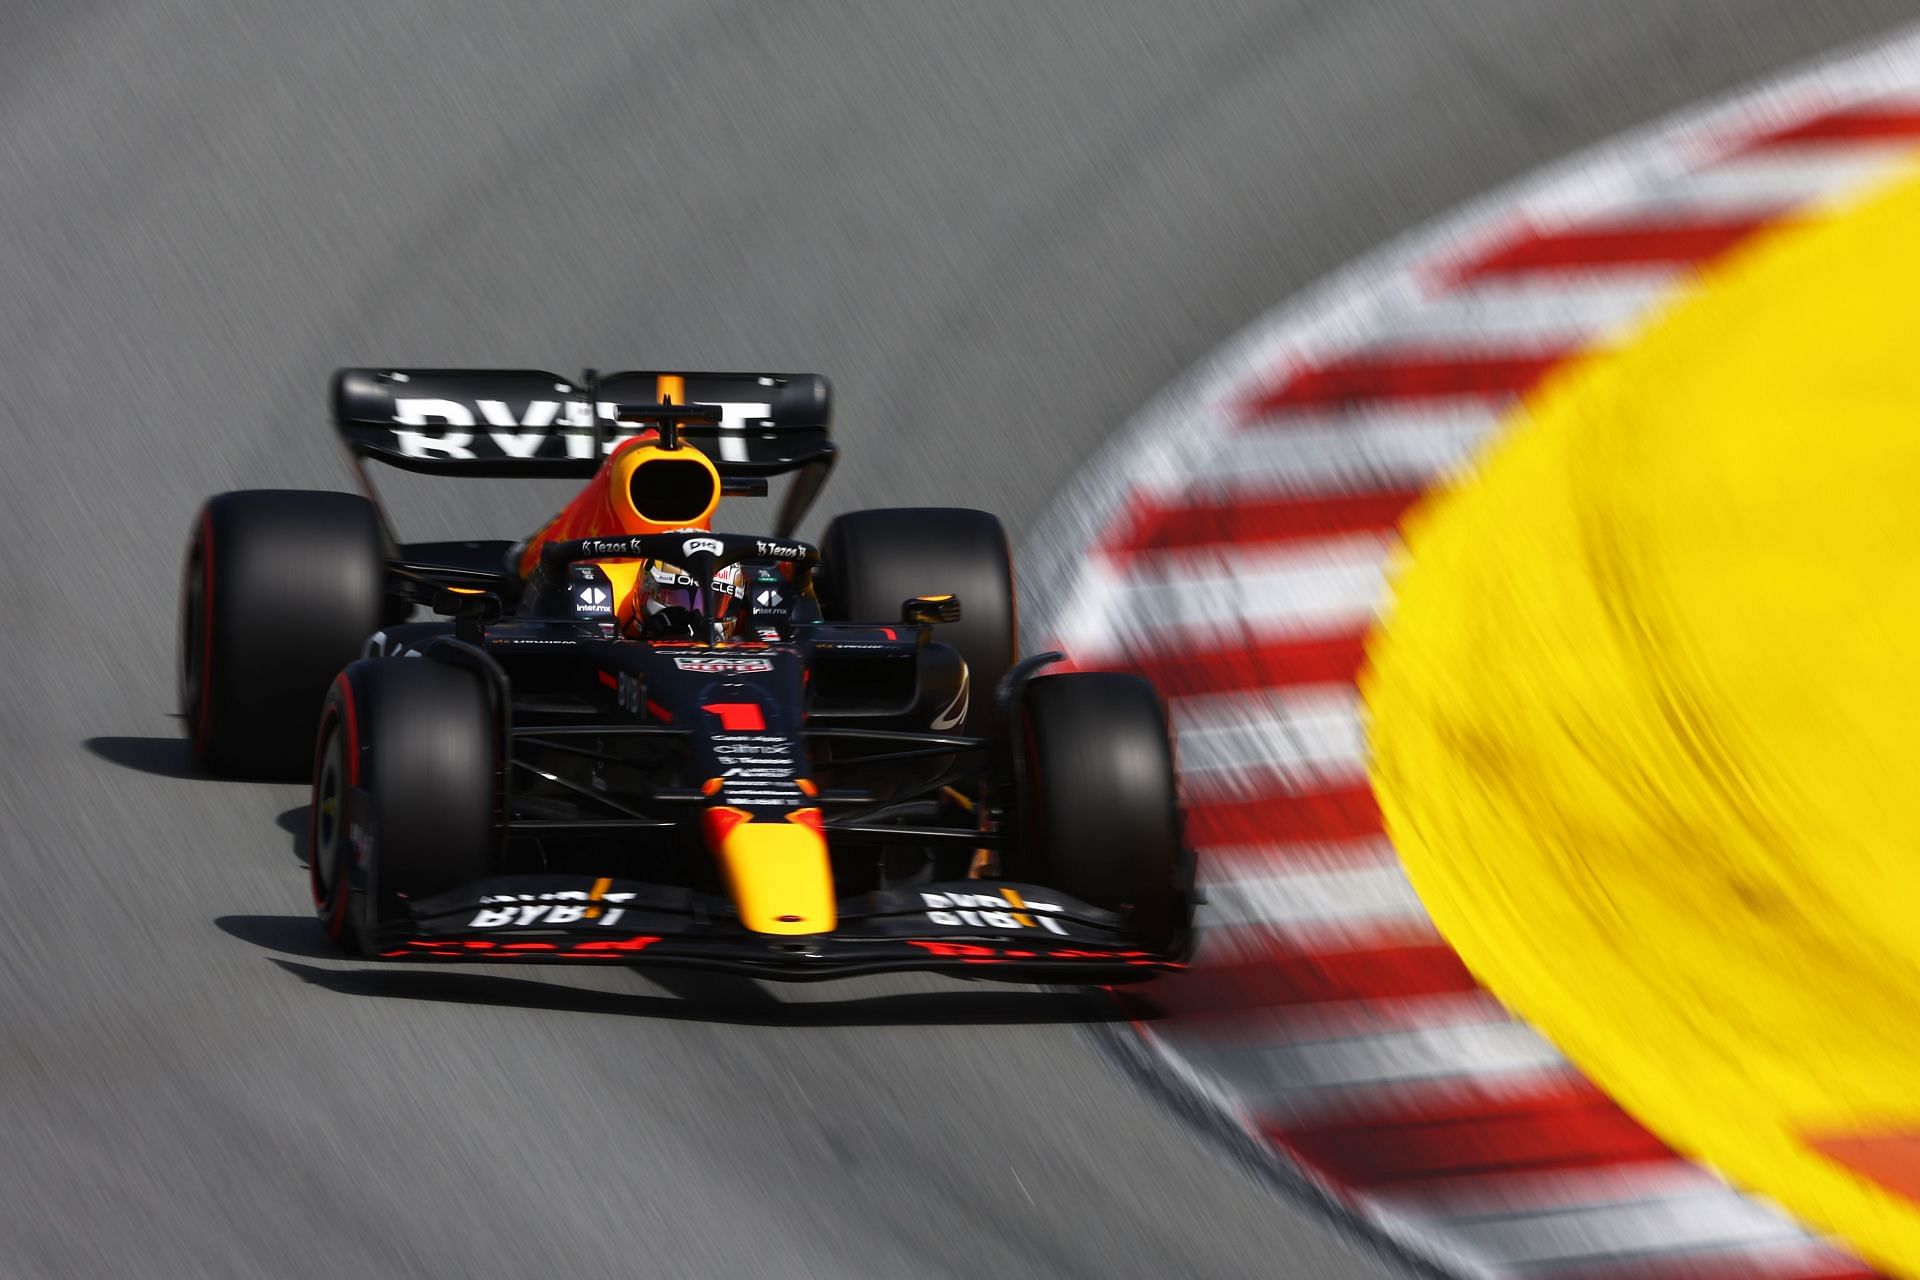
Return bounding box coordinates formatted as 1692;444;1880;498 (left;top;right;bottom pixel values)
1;3;1912;1276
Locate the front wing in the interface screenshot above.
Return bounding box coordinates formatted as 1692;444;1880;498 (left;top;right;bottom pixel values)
380;876;1188;983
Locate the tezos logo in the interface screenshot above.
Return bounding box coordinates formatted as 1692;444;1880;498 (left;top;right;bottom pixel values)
682;536;724;558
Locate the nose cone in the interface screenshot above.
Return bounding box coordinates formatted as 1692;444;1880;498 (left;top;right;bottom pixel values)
702;807;836;935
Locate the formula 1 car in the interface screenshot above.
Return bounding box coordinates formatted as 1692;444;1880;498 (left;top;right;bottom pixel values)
177;368;1195;981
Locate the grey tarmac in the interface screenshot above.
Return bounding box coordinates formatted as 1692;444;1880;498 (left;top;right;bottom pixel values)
0;3;1909;1276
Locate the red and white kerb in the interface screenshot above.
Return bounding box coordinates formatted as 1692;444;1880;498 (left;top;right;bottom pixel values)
1027;27;1920;1279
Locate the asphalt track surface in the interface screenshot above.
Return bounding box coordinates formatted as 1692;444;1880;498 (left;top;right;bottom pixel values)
2;4;1912;1277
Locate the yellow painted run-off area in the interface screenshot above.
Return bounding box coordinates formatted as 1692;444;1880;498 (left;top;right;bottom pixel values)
1365;166;1920;1273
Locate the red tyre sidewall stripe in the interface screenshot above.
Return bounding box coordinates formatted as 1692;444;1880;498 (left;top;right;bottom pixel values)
334;673;361;787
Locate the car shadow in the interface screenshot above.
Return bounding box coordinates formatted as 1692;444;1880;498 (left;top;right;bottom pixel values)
275;807;309;868
216;913;346;961
217;915;1123;1027
84;735;206;780
85;739;309;865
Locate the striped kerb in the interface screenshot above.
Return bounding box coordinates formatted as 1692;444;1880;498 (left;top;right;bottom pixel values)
1030;33;1920;1279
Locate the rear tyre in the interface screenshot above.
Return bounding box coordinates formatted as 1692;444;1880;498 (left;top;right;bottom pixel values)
180;490;385;778
310;660;499;956
817;507;1015;735
1008;672;1192;948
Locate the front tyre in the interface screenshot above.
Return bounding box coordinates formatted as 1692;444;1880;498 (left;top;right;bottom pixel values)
817;507;1015;736
180;490;385;778
310;659;499;956
1008;672;1193;949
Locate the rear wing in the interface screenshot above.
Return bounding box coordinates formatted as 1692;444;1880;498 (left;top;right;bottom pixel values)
332;368;835;535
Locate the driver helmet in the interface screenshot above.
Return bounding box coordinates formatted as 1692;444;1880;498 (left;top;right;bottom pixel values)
629;559;745;640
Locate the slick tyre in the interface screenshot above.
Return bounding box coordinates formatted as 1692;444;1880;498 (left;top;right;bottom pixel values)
1010;672;1192;948
310;659;499;956
818;507;1015;735
180;490;385;778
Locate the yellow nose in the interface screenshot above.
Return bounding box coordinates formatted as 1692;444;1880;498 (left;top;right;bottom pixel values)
703;808;836;935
